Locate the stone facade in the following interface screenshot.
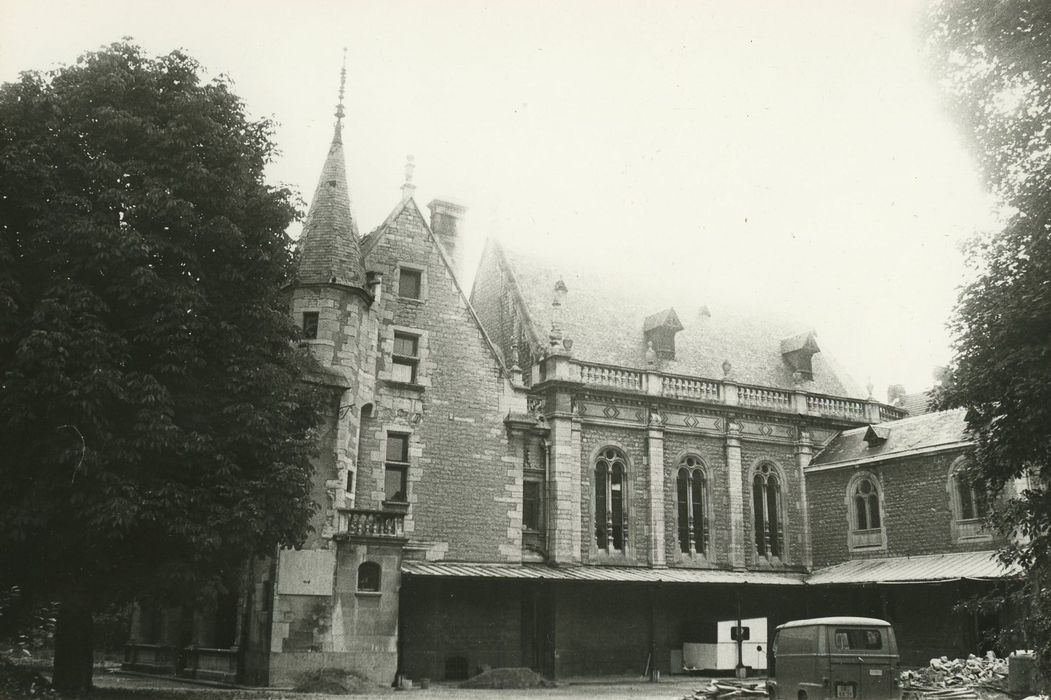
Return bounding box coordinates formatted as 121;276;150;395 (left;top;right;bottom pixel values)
125;89;1013;686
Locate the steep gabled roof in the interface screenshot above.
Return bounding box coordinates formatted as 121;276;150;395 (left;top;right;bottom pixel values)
809;408;969;470
490;239;863;397
365;197;510;378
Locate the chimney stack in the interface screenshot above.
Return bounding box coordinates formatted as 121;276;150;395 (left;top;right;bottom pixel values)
428;199;466;279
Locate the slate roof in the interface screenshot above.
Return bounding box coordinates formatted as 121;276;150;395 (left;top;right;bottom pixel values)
295;122;366;287
494;240;864;397
806;551;1018;585
901;391;933;416
643;307;684;333
808;408;969;469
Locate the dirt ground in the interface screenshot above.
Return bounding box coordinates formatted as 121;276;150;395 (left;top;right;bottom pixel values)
86;670;725;700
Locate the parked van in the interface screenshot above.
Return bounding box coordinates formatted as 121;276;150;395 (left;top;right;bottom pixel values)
767;617;900;700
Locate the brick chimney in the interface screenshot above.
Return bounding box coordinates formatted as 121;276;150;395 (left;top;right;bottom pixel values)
428;199;466;279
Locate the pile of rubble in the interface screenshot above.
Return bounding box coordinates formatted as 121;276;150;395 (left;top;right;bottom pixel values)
682;679;768;698
899;653;1008;698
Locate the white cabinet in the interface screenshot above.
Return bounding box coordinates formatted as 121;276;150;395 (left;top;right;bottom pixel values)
681;617;768;671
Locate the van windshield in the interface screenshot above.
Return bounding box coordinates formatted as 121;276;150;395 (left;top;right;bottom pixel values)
833;628;882;650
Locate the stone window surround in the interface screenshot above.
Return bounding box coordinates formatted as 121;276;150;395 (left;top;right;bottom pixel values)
395;263;427;302
675;452;712;560
947;455;992;543
301;310;319;340
382;325;430;389
356;561;382;593
522;436;547;534
845;470;887;553
589;443;633;562
750;459;789;563
383;431;411;507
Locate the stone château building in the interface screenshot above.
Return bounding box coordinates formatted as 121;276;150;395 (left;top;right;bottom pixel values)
124;74;1015;686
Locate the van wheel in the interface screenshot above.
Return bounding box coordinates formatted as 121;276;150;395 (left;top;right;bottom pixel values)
797;692;808;700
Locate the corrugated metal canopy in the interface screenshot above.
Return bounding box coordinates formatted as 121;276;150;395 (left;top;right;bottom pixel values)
402;561;805;586
806;551;1019;586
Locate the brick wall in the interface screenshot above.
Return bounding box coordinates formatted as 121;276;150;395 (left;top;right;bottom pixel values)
807;448;998;568
400;577;525;681
361;202;517;562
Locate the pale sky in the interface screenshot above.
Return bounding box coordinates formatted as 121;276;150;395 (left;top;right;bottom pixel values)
0;0;997;397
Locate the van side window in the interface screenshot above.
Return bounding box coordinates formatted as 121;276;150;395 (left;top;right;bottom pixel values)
776;626;816;654
834;628;883;650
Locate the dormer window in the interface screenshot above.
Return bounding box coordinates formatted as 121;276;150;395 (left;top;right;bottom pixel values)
780;330;820;381
863;425;890;447
643;308;684;361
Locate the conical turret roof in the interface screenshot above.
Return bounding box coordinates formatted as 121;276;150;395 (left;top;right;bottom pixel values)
295;60;366;288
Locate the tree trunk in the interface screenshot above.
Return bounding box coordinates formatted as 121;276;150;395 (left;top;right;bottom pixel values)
52;597;94;695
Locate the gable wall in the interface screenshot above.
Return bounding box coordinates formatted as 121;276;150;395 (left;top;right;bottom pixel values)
359;204;518;562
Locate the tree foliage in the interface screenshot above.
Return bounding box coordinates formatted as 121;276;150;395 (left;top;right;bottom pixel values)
927;0;1051;672
0;42;323;692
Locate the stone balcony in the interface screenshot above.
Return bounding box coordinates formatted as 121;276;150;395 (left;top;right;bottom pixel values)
337;508;406;539
534;356;909;424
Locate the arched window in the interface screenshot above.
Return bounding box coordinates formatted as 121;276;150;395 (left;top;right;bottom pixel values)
357;562;381;592
848;474;885;550
753;463;783;558
595;448;627;552
676;455;709;555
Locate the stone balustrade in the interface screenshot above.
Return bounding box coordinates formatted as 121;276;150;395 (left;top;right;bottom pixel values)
662;374;721;401
578;362;643;391
879;403;909;422
806;394;867;421
738;385;791;409
559;360;906;424
342;508;405;537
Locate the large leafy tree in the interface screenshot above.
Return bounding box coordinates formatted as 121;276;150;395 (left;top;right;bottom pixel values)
0;42;322;693
927;0;1051;672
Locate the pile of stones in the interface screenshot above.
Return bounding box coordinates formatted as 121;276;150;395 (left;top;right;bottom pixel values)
899;653;1009;698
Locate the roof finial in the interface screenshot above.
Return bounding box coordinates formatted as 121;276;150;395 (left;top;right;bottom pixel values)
334;48;347;128
401;154;416;201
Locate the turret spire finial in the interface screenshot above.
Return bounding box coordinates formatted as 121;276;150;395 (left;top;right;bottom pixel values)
335;48;347;125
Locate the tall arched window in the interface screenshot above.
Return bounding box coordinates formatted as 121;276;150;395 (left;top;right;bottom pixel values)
848;474;885;550
677;455;709;555
595;448;627;552
753;463;783;558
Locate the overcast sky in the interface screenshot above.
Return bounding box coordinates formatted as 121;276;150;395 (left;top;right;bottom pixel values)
0;0;997;397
